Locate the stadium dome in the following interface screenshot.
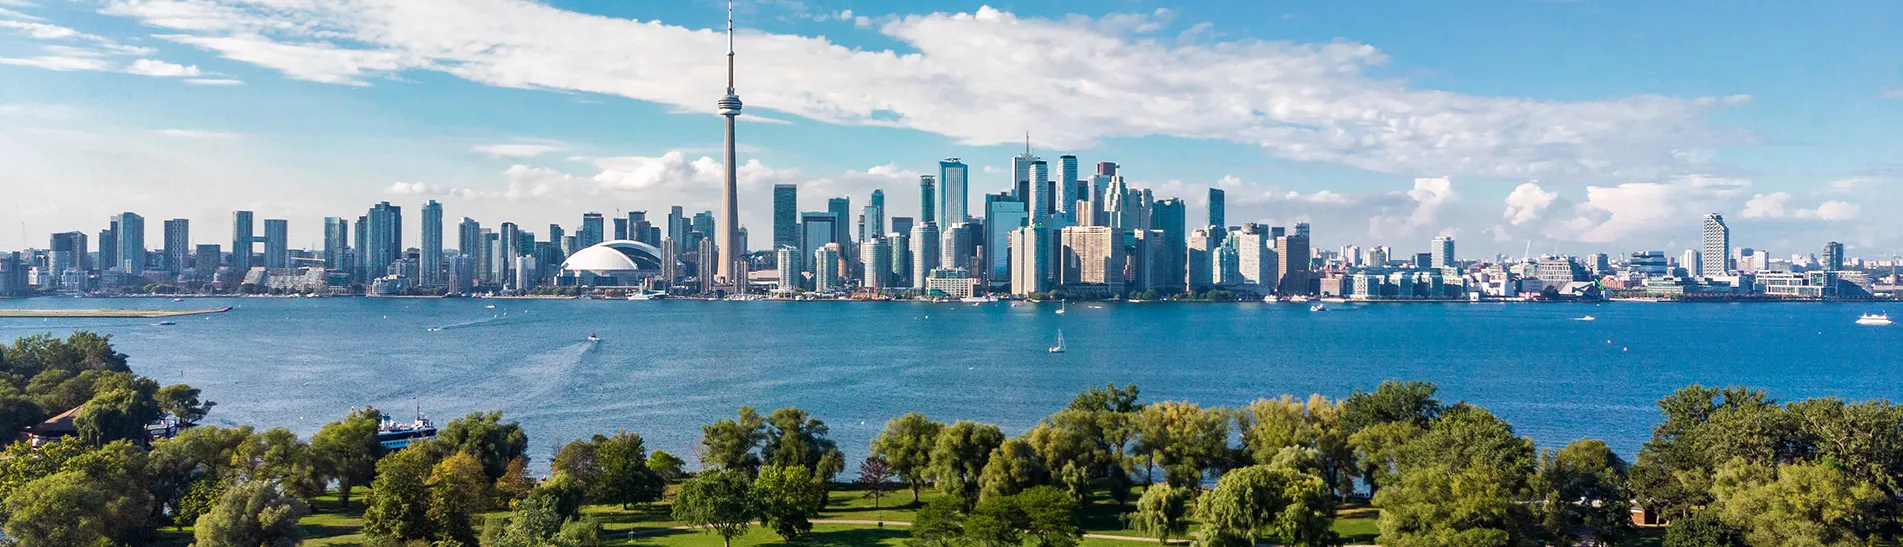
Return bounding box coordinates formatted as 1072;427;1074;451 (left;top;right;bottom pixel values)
559;240;665;283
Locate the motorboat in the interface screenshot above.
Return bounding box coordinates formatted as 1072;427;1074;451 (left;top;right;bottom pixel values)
171;298;184;303
959;296;998;303
1289;295;1310;303
153;321;176;326
586;333;601;342
1048;330;1066;354
1857;313;1893;326
485;304;496;309
1576;315;1596;321
1310;303;1325;312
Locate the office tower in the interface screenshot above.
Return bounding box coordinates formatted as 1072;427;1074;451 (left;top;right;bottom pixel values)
581;212;605;247
668;206;687;252
354;216;368;278
1431;236;1455;269
1009;225;1050;296
776;246;801;291
162;219;189;274
865;189;885;240
890;217;915;242
49;232;88;286
827;197;851;252
1369;246;1389;267
326;218;351;271
911;222;940;290
861;237;891;291
1586;253;1610;276
1151;198;1187;292
941;223;977;274
918;175;937;225
813;244;841;292
1700;213;1730;277
1103;177;1132;229
113;212;145;274
1823;241;1845;271
1187;228;1213;291
765;184;798;252
715;4;746;288
987;200;1028;282
232;210;254;272
99;220;118;274
193;244;219;281
737;227;748;259
494;223;518;284
263;219;288;269
479;230;498;283
1096;162;1117;177
1029;159;1052;224
1058;226;1125;291
1011;147;1038;200
1057;155;1079;214
800;212;837;270
456;218;479;258
1275;233;1310;295
888;231;911;287
613;217;628;241
512;255;536;292
1231;225;1276;289
939;158;968;224
1207;188;1226;238
691;212;715;243
1294;222;1310;239
364;202;402;281
630;211;656;246
418;200;443;285
1130;230;1164;291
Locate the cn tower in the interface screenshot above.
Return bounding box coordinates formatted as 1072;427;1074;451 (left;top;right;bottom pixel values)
715;1;744;290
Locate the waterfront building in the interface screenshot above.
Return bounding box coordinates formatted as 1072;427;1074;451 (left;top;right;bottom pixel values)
1187;228;1214;291
800;212;837;275
1631;251;1669;277
1276;233;1310;295
328;218;354;272
924;268;976;298
813;244;841;292
261;218;287;269
1586;253;1610;276
193;244;219;282
861;202;885;243
1058;226;1124;294
987;200;1028;282
776;246;800;292
887;231;910;287
418;200;443;286
1230;225;1276;290
861;237;891;291
1213;245;1240;287
49;232;87;287
941;223;977;275
113;212;145;274
1207;188;1225;242
939;158;968;224
1823;241;1844;271
162;219;189;275
1431;236;1455;269
1151;198;1187;292
1009;225;1050;296
1701;213;1729;277
1369;246;1390;268
232;210;254;272
1534;257;1589;290
910;222;940;290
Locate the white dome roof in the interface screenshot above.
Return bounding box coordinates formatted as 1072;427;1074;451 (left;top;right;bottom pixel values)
560;240;665;272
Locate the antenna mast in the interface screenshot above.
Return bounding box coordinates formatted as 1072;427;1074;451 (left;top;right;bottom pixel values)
725;1;735;92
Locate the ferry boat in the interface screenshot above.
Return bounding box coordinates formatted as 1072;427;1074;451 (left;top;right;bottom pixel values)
376;410;438;451
626;291;666;300
959;296;998;304
1857;313;1893;326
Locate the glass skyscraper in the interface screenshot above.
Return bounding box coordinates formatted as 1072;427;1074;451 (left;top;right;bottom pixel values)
263;218;288;268
939;158;967;225
232;210;254;272
773;184;799;251
1701;213;1729;277
421;200;444;286
113;212;145;274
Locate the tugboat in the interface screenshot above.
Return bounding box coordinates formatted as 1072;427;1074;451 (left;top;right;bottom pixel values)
1857;313;1893;326
376;407;438;451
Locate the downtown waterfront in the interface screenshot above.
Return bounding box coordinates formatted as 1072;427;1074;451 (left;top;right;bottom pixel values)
1;297;1897;465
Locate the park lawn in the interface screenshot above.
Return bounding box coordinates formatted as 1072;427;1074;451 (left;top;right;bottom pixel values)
609;523;911;546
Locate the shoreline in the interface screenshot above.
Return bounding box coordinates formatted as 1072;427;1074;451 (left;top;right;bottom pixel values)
0;306;234;318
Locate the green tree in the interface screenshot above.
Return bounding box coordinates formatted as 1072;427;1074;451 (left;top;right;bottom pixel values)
1662;511;1744;547
1374;405;1539;547
494;455;535;507
931;420;1006;507
1126;482;1192;544
155;383;215;425
427;452;491;545
551;435;604;498
1537;439;1634;545
145;424;253;528
754;464;827;540
647;449;688;482
362;445;436;542
966;493;1028;547
75;385;161;445
701;406;767;474
765;407;846;480
1013;486;1084;547
1069;383;1142;414
488;491;603;547
1134;401;1230;488
1;470;109;546
597;430;664;508
1709;460;1885;547
1629;385;1789;523
235;426;324;499
309;406;384;510
1341;380;1442;433
857;455;897;509
672;469;758;547
192;479;310;547
1193;465;1335;547
910;495;968;546
434;411;529;480
872;412;944;502
979;438;1045;499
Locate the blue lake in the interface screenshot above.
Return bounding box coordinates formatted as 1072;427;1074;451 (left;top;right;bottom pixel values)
2;297;1898;466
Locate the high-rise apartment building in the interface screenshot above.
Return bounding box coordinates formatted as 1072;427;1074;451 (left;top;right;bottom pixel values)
1009;225;1050;296
162;219;189;274
1058;226;1124;292
49;232;87;279
771;184;798;252
113;212;145;274
1207;188;1226;234
1823;241;1845;271
263;219;288;268
421;200;444;286
939;159;967;224
940;223;977;274
776;246;801;291
1187;228;1214;291
861;237;891;291
193;244;219;281
1431;236;1455;269
910;222;940;290
580;212;605;248
456;218;479;258
1701;213;1729;277
1274;233;1310;295
232;210;254;272
366;202;403;281
918;176;936;225
1029;159;1052;224
813;245;841;293
1057;155;1079;214
1231;225;1277;289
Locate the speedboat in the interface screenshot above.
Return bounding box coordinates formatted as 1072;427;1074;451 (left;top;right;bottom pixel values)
1857;313;1893;326
1310;303;1325;312
485;304;496;309
171;298;184;303
1576;315;1596;321
153;321;176;326
586;334;601;342
1289;295;1310;303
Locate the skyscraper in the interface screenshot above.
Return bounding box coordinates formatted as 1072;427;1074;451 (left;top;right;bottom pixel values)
987;200;1028;282
580;212;605;247
941;223;977;274
1009;225;1050;296
327;217;351;271
772;184;798;251
861;237;891;291
939;159;968;224
263;219;288;268
668;206;687;253
162;219;189;274
1187;228;1214;291
232;211;254;272
1057;154;1079;214
827;197;851;252
813;244;841;293
457;218;479;258
421;200;444;286
498;222;520;285
918;175;937;225
715;1;745;287
1274;233;1310;295
1207;188;1226;234
113;212;145;274
193;244;219;281
1011;148;1038;202
1152;198;1187;292
1701;213;1729;277
1823;241;1845;271
800;212;837;271
1058;226;1124;291
1431;236;1455;269
776;246;801;291
366;202;402;281
49;232;87;280
910;222;940;290
866;189;885;240
1231;225;1275;289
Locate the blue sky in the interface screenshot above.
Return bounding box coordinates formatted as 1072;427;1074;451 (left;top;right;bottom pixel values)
1;0;1898;259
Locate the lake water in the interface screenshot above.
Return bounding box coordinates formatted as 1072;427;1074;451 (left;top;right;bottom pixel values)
2;297;1898;467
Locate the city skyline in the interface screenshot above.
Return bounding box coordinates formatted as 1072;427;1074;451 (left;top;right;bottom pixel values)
2;2;1899;256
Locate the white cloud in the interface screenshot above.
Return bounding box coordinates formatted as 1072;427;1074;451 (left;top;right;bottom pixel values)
1555;174;1749;243
95;1;1749;180
472;143;562;158
1502;182;1558;225
1366;177;1455;238
1883;87;1903;100
1810;201;1860;221
0;55;113;71
1741;192;1792;218
185;77;243;85
126;58;202;76
148;128;238;138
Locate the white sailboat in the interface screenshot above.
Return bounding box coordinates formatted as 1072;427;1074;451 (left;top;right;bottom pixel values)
1055;302;1066;315
1048;330;1066;353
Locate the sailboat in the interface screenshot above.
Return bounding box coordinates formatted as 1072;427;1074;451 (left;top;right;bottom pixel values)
1055;302;1066;315
1048;330;1066;353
